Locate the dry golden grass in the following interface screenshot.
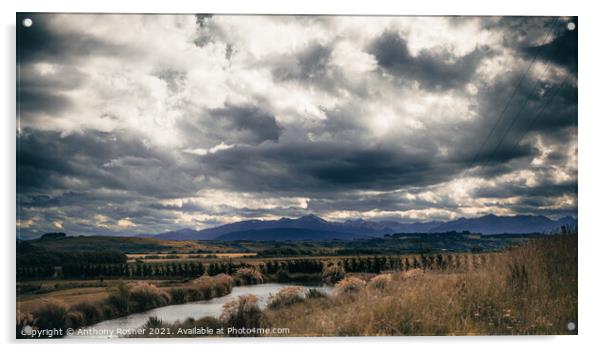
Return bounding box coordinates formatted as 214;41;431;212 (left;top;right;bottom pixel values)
265;234;577;336
17;288;110;315
17;279;199;317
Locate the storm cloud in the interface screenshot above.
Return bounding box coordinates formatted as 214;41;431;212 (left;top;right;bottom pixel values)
16;14;577;238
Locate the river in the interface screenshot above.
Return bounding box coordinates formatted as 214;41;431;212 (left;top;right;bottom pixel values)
67;283;331;338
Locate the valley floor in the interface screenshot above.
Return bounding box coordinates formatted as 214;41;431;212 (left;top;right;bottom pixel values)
141;234;578;336
16;234;577;337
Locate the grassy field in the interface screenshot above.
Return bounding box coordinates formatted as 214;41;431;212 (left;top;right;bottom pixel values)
138;234;577;336
16;233;577;337
25;236;231;254
269;234;578;335
127;253;257;263
17;279;186;315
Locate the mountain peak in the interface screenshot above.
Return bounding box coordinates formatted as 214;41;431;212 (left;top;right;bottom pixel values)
298;214;326;223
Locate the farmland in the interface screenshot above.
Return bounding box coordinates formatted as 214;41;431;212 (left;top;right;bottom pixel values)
16;231;576;337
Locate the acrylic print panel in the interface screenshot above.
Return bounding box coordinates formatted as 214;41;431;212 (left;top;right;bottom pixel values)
16;13;577;338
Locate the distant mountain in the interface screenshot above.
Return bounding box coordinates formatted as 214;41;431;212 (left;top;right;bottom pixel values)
429;214;577;235
141;213;576;241
215;228;369;241
150;214;386;240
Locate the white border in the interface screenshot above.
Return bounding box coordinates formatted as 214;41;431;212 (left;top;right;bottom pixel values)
2;1;601;352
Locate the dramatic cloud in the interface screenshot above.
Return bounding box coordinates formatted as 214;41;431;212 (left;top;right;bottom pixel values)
16;14;577;238
368;30;491;91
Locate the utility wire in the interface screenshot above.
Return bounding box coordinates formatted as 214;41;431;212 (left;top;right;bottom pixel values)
463;17;560;174
479;18;566;170
505;75;572;160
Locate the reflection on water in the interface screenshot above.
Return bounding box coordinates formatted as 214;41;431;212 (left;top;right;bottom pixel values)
67;283;330;338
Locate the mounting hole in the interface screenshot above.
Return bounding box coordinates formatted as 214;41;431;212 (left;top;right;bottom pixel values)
567;321;576;331
22;18;33;28
567;22;576;31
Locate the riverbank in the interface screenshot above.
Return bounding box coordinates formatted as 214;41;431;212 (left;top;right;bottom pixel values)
68;283;331;338
16;271;247;338
137;234;577;336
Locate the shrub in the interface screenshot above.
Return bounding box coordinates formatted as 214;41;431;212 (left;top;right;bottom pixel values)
64;310;85;329
170;288;187;304
107;281;130;314
143;316;164;329
268;287;306;309
333;277;366;297
306;288;328;299
193;274;234;299
368;273;393;290
33;300;67;331
322;264;345;285
71;301;102;326
194;316;223;331
192;276;215;299
212;273;234;296
128;282;170;312
234;268;264;285
220;295;266;335
99;303;119;320
16;309;34;338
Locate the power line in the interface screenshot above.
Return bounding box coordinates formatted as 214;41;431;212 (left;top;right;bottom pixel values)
478;18;567;170
505;75;572;160
463;17;560;174
479;58;555;169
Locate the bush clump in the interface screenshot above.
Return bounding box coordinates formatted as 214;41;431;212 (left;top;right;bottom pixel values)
306;288;328;299
170;288;187;304
212;273;234;296
268;286;306;309
193;273;234;299
234;268;264;285
220;295;266;336
322;264;346;285
368;273;393;290
107;281;130;314
71;301;102;326
128;282;171;312
64;310;85;329
33;300;67;331
333;277;366;297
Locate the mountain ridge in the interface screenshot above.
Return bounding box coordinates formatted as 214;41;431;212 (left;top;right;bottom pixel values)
138;213;577;241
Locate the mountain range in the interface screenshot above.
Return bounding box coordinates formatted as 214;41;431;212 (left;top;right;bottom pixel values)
139;214;577;241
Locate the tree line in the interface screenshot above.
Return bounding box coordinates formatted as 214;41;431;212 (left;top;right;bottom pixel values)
17;253;489;279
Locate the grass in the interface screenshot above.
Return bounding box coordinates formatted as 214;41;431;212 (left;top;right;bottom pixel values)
16;274;237;338
27;236;220;253
18;233;577;337
141;233;577;337
265;234;578;336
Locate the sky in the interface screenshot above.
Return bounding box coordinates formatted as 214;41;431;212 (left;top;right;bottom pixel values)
16;14;577;238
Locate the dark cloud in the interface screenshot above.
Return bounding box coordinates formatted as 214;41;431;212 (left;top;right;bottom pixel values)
18;88;73;117
368;30;490;91
17;13;128;65
209;103;283;144
482;16;577;75
197;141;465;194
272;43;332;82
16;15;578;237
523;18;577;74
17;129;202;198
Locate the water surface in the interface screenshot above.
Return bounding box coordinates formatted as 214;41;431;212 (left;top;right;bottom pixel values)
68;283;330;338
